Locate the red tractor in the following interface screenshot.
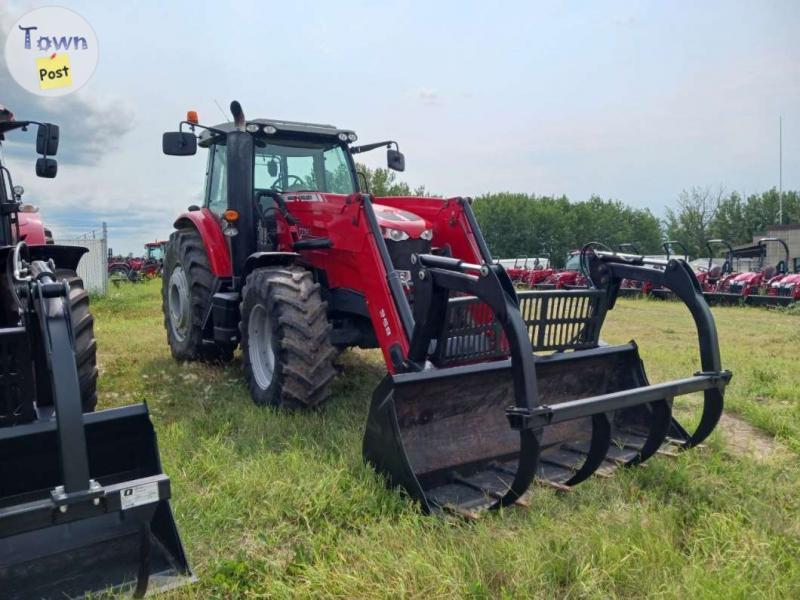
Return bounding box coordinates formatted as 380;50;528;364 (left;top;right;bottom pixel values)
160;102;729;515
504;256;531;284
765;269;800;305
502;257;552;288
616;243;652;297
707;238;788;305
0;108;190;597
539;250;588;289
697;239;735;296
744;238;792;307
108;240;168;285
521;258;554;287
140;240;167;278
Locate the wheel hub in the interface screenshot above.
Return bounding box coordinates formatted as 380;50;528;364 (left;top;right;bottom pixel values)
248;303;275;390
168;266;190;342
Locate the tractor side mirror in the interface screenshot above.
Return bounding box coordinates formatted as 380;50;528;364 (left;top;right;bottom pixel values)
36;123;59;156
35;157;58;178
387;148;405;172
162;131;197;156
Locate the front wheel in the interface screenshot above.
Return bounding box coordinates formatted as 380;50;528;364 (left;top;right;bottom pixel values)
162;228;232;362
240;266;336;409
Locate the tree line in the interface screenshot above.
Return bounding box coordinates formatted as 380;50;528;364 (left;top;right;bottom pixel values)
664;187;799;257
359;164;796;267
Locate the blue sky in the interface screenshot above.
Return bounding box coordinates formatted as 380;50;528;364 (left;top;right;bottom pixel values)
2;0;798;254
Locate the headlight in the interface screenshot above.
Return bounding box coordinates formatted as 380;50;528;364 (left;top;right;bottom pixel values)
420;229;433;241
382;227;409;242
338;133;348;142
221;220;238;237
245;123;260;133
347;132;358;142
263;125;277;134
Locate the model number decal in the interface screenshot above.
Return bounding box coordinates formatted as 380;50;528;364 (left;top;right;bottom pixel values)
378;308;392;337
120;482;160;510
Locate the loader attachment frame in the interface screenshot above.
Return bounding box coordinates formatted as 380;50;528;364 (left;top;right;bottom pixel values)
363;251;730;515
0;251;193;599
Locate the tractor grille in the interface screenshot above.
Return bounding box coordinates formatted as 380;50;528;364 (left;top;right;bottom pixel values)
0;326;36;427
728;283;743;295
386;238;431;277
778;287;794;298
437;289;608;366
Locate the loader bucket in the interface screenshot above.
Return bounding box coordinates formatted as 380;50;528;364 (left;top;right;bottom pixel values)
364;253;729;515
0;403;193;599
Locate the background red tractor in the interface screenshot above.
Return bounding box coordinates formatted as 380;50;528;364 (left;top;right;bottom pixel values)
707;238;788;305
744;238;792;307
159;101;728;516
539;250;588;289
696;239;735;295
521;258;554;287
108;240;168;285
616;243;652;297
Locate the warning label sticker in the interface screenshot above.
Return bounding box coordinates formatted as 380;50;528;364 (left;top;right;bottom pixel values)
120;482;160;510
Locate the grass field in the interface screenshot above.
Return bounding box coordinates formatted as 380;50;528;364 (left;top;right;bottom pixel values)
94;281;799;598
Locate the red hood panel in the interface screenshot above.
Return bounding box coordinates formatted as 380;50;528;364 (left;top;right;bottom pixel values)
17;212;48;246
372;203;430;238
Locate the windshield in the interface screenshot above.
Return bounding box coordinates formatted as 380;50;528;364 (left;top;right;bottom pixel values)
254;140;355;194
565;254;581;270
147;246;164;260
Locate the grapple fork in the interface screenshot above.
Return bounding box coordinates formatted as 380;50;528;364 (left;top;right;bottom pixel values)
363;252;730;514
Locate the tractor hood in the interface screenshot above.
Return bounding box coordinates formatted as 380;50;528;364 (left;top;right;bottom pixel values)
772;273;800;288
373;203;431;239
731;271;761;284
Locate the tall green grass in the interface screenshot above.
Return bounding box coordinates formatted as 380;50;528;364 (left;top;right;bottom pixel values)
93;282;799;598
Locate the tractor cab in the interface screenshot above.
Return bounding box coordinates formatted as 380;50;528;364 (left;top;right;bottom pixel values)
163;107;424;284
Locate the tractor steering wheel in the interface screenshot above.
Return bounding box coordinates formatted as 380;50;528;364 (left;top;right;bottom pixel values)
271;175;305;191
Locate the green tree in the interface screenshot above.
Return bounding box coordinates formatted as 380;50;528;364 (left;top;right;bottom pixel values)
663;187;724;256
472;193;662;266
356;163;428;196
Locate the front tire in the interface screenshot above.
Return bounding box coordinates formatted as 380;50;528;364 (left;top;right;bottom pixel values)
162;228;232;362
240;266;336;409
36;269;98;412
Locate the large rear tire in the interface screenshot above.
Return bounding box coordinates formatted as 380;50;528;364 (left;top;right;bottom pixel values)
36;269;98;412
162;228;232;362
240;266;336;409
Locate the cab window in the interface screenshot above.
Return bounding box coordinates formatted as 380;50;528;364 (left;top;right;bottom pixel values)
206;144;227;214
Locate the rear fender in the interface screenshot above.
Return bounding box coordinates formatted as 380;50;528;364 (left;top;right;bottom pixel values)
173;209;232;277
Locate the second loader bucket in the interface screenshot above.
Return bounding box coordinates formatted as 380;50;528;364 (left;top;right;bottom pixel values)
0;405;193;599
0;257;192;599
364;253;730;516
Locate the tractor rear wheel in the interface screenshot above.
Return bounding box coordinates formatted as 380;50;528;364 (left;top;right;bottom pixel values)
36;269;98;412
240;266;336;409
162;228;233;362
